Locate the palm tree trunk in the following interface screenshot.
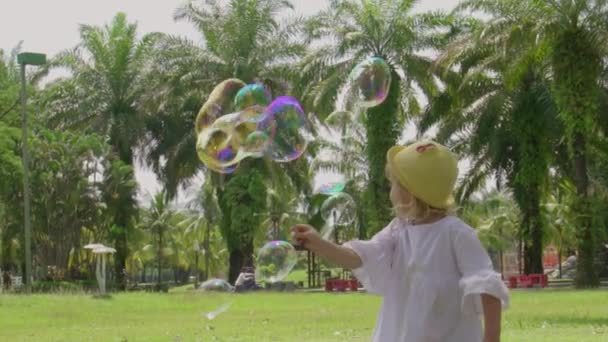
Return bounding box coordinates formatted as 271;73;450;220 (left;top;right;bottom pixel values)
520;182;544;275
573;133;598;287
228;250;243;285
204;225;210;281
552;30;600;288
364;68;401;236
157;230;163;287
558;248;563;279
194;251;199;288
518;236;523;275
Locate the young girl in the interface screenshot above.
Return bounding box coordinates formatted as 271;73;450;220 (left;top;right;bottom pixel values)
292;141;509;342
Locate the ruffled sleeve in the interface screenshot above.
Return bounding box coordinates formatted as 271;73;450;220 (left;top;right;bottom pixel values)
343;219;398;296
453;227;510;315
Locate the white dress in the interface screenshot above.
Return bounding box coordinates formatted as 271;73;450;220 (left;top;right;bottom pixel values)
344;216;510;342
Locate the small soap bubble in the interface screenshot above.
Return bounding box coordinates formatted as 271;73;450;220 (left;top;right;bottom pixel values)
321;193;357;227
347;57;391;108
234;84;271;111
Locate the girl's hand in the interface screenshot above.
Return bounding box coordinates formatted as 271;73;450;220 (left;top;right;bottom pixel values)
291;224;323;252
291;224;363;269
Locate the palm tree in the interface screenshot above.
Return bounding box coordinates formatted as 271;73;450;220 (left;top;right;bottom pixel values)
141;191;175;288
298;0;452;235
180;183;222;286
41;13;161;289
455;0;608;288
143;0;310;284
0;46;24;125
420;5;561;274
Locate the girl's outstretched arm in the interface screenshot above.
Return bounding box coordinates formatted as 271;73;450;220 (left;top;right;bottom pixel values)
291;224;362;269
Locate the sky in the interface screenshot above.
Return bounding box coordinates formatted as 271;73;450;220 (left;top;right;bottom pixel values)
1;0;461;204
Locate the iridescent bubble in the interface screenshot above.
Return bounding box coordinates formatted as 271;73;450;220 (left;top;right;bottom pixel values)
234;84;271;111
197;106;272;173
255;240;298;283
258;96;311;163
347;57;391;108
317;182;346;195
242;131;271;156
196;113;241;174
321;193;357;227
195;79;246;134
232;105;272;157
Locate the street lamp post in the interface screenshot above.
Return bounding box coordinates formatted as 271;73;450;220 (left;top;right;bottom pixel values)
17;52;46;294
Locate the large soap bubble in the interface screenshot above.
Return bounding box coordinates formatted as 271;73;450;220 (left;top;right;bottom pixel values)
257;96;311;163
196;106;271;173
255;240;298;283
195;79;246;135
196;112;241;174
347;57;391;108
321;192;357;227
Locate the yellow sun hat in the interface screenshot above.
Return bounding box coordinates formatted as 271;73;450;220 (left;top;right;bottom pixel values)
387;141;458;209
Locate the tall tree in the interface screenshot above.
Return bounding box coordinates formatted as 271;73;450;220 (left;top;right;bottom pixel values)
144;0;309;283
456;0;608;287
298;0;451;235
141;192;175;288
421;2;562;274
42;13;160;289
181;182;223;285
218;161;267;283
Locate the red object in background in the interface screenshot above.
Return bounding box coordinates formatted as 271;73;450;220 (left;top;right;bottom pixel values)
518;275;533;288
325;278;359;292
528;273;548;288
509;274;548;288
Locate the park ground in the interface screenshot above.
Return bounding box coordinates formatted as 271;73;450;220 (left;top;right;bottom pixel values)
0;289;607;341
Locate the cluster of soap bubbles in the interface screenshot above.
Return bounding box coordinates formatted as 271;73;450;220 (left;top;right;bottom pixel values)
195;79;311;174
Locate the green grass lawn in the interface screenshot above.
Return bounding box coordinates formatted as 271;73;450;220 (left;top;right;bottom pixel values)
0;290;606;341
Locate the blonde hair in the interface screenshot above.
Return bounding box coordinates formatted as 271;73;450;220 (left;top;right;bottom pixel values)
386;164;453;223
